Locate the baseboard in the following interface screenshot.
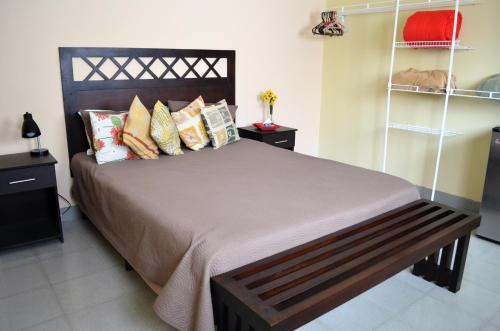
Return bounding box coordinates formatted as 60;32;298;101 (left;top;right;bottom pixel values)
418;186;480;213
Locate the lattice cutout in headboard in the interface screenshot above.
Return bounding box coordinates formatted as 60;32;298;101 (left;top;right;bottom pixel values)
71;56;228;81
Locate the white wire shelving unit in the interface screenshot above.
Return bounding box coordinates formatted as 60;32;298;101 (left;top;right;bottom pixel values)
327;0;494;201
391;84;500;100
394;40;472;50
382;0;476;201
333;0;478;16
388;122;463;137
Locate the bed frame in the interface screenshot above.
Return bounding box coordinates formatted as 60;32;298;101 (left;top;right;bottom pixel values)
59;47;480;331
59;47;235;162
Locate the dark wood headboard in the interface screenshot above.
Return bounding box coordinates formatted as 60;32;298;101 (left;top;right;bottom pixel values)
59;47;235;162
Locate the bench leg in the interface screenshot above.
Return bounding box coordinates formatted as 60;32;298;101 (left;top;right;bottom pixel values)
449;234;470;293
412;233;471;293
213;296;256;331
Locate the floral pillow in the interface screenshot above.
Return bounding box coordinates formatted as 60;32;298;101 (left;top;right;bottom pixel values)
78;110;127;155
90;112;137;164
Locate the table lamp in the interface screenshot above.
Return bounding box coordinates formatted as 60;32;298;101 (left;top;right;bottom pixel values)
22;112;48;156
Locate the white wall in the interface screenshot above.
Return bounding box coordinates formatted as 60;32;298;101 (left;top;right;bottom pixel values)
0;0;325;203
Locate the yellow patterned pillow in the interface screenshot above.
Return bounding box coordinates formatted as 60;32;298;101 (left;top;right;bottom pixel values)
123;96;159;159
171;96;209;151
150;101;183;156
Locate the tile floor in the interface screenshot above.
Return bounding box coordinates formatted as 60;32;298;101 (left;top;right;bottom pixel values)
0;217;499;331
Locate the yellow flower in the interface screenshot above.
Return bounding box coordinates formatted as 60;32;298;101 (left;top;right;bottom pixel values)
260;89;278;106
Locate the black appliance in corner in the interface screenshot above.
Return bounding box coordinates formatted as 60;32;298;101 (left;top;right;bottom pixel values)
478;127;500;243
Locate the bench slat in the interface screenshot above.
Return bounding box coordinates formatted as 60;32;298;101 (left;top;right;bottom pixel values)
242;202;439;287
232;200;429;282
211;199;480;331
262;211;466;307
245;205;447;293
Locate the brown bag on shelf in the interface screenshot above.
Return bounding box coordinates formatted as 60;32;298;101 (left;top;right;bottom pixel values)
392;68;456;92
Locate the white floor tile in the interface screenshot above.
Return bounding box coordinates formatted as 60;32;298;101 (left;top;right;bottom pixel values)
362;276;425;314
40;247;117;284
490;310;500;328
67;290;167;331
0;302;11;331
429;280;500;321
469;236;497;260
315;295;392;331
375;318;414;331
482;324;500;331
396;296;483;331
318;318;367;331
0;247;38;270
0;287;63;330
132;290;176;329
478;241;500;267
394;269;435;293
33;226;95;260
19;317;72;331
93;240;124;266
53;266;138;314
0;262;49;299
464;260;500;293
296;319;336;331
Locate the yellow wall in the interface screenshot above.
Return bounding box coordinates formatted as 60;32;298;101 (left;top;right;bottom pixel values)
320;0;500;201
0;0;324;204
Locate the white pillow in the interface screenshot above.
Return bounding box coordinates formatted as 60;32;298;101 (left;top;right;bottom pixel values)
89;112;137;164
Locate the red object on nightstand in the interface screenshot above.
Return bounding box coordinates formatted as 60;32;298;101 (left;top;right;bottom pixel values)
253;122;280;131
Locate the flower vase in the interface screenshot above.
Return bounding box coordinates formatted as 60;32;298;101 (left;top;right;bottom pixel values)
269;104;274;124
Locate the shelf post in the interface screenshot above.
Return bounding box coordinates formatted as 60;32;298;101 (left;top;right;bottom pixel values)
430;0;461;201
382;0;401;173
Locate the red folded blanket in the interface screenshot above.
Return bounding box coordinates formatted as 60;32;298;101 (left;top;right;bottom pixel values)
403;10;462;42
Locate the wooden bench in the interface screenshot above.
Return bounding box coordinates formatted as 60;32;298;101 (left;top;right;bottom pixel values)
211;199;481;331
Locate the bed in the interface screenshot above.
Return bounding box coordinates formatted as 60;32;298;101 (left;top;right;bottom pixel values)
59;47;476;331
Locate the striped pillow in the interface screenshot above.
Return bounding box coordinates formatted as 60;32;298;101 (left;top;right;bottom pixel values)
123;96;159;159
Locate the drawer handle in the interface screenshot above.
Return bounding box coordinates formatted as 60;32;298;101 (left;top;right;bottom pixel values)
274;140;288;144
9;178;36;185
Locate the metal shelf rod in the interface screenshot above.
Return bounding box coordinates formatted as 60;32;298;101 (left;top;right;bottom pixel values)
332;0;477;16
430;0;461;201
382;0;401;173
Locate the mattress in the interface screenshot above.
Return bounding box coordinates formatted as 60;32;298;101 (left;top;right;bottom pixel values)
71;138;419;331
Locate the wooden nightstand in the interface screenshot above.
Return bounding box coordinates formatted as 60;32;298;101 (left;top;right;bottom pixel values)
238;126;297;151
0;152;63;250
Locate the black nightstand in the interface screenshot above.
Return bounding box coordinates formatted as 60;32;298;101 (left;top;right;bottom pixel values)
238;126;297;151
0;152;63;250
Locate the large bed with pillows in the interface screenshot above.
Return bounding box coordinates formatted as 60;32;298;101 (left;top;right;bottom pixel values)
60;47;421;331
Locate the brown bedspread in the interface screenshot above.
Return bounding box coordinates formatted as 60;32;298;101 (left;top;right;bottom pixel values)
71;139;419;331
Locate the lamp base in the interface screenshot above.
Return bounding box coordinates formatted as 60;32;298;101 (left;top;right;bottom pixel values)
30;148;49;157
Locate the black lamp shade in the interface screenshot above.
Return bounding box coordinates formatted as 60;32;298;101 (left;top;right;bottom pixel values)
22;112;41;138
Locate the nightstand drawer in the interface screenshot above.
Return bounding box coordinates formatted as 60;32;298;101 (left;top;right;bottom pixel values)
0;165;56;195
262;132;295;149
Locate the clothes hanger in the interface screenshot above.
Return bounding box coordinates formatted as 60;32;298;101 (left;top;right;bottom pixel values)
312;11;345;37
